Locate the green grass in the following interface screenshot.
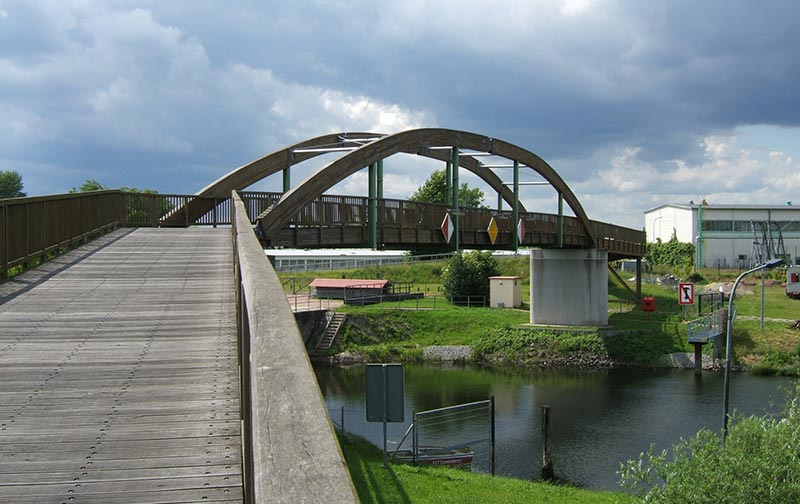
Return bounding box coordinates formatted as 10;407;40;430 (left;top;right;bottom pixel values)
278;255;533;301
336;307;531;361
288;258;800;372
341;306;530;345
708;283;800;374
342;434;637;504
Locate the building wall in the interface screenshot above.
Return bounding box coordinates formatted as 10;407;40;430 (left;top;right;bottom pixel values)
646;204;800;268
644;206;694;243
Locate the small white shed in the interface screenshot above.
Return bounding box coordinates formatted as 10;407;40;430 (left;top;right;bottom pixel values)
489;276;522;308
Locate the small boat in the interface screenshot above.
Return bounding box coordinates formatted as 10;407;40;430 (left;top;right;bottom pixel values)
392;446;474;468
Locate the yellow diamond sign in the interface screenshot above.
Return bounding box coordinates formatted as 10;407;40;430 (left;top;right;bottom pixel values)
487;217;499;245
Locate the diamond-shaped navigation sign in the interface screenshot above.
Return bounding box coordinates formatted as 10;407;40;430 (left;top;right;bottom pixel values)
487;217;499;245
517;218;526;244
441;213;454;243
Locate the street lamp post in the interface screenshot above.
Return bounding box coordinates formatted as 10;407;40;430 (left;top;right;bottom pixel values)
722;257;784;445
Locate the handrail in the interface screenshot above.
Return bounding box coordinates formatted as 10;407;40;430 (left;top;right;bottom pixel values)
231;191;358;503
3;188;645;282
1;190;124;281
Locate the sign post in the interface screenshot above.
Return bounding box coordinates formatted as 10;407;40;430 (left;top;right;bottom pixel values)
366;364;404;467
679;283;694;305
679;282;694;321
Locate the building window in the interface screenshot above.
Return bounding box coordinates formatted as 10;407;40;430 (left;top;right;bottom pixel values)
702;220;733;232
734;221;753;232
778;221;800;233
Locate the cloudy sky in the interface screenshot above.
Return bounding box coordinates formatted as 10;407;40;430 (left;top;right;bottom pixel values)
2;0;799;229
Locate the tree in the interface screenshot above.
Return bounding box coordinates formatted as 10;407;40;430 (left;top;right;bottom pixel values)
70;179;107;193
442;250;500;300
409;169;486;208
0;170;26;198
69;180;170;224
619;387;800;503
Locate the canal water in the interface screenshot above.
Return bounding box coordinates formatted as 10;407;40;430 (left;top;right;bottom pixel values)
314;364;796;491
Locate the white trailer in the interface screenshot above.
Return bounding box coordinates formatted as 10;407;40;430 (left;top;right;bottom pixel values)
787;266;800;299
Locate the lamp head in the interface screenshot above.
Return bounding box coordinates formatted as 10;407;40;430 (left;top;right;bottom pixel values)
763;258;784;269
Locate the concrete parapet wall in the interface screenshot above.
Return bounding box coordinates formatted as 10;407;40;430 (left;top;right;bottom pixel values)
233;193;358;503
530;248;608;326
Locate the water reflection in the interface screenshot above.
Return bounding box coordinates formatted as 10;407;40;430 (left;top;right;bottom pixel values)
315;364;795;491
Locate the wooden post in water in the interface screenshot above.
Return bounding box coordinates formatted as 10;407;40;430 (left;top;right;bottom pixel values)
693;342;703;376
541;405;554;480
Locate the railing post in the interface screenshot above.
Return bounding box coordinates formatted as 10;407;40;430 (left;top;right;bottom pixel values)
24;202;30;268
1;202;6;280
150;194;158;228
40;199;46;263
213;198;218;228
120;191;127;227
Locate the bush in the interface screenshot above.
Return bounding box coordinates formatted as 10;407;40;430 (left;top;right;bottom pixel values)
645;236;694;269
686;271;707;284
619;387;800;503
442;250;500;299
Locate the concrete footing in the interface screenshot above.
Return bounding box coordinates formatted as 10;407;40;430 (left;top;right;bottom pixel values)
530;248;608;326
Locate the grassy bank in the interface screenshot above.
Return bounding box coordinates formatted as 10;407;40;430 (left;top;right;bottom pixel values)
282;258;800;373
334;276;693;367
341;434;636;504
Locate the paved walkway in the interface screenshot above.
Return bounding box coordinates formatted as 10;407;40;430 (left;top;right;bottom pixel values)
0;228;242;503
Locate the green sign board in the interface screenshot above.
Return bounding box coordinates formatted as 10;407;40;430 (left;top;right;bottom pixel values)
365;364;404;423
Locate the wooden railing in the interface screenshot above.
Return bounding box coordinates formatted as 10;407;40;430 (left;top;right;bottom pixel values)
2;189;646;281
231;191;358;503
1;191;125;281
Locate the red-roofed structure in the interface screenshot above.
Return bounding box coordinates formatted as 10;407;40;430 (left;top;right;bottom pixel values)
310;278;389;300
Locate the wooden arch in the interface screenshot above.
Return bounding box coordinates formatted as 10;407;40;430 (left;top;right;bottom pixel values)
255;128;597;247
196;131;524;213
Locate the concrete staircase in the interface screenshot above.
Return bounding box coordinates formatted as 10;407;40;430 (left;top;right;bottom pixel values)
311;313;347;359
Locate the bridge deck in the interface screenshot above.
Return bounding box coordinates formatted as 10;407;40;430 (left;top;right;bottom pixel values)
0;228;242;503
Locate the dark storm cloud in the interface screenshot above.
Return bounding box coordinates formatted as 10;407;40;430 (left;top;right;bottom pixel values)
2;0;799;226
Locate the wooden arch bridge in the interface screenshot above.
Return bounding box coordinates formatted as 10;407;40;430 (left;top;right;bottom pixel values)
0;128;644;502
170;128;645;260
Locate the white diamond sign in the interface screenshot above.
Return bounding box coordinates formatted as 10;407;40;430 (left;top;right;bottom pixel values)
517;218;526;244
441;213;454;243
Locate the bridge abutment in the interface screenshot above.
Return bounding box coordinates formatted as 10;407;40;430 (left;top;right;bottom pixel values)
530;248;608;326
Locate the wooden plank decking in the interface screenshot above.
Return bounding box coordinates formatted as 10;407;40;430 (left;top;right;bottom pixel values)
0;228;242;503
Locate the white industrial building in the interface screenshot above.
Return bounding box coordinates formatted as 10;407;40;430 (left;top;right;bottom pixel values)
644;203;800;269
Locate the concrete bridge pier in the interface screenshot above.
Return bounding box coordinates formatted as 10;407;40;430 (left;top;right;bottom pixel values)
530;248;608;326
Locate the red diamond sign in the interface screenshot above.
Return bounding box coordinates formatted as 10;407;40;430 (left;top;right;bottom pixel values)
517;218;526;244
441;213;454;243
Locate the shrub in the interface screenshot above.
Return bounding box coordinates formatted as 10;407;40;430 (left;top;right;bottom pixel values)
619;387;800;503
686;271;707;284
442;250;500;299
645;236;694;269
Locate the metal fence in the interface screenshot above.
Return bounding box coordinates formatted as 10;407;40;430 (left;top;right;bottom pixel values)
396;398;495;475
688;308;726;344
